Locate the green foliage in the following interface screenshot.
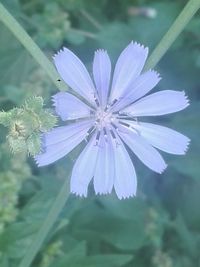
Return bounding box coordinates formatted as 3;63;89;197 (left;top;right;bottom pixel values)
0;144;30;234
40;240;62;267
0;0;200;267
31;3;71;49
0;96;57;155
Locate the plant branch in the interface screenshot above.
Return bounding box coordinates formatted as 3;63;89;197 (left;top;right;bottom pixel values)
18;178;70;267
0;2;68;92
144;0;200;70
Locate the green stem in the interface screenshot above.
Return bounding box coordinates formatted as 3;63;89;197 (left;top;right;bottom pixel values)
19;178;70;267
80;8;102;30
144;0;200;70
69;28;97;39
0;2;68;92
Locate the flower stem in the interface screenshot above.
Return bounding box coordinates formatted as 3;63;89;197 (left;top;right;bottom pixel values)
0;2;68;92
19;178;70;267
144;0;200;70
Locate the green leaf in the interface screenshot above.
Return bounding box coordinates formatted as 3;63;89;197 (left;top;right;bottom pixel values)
0;27;34;87
167;102;200;180
173;213;199;257
49;242;132;267
0;255;9;267
0;222;41;259
68;198;148;250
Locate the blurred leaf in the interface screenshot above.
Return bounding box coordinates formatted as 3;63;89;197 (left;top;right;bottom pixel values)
0;27;35;87
97;2;182;59
66;30;85;45
0;255;9;267
0;222;40;259
167;103;200;180
128;2;182;49
19;189;57;223
49;242;132;267
179;180;200;231
97;22;133;58
173;213;199;257
68;198;148;250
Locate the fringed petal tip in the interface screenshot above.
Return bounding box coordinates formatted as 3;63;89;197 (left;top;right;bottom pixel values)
158;163;168;174
94;49;108;55
71;187;136;199
149;69;162;81
182;91;190;107
34;156;43;167
129;40;149;55
182;137;191;155
51;95;57;107
117;192;136;200
53;47;67;60
94;188;113;196
51;94;62;117
71;188;87;198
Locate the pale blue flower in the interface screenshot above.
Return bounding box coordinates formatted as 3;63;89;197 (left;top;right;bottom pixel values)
35;42;190;199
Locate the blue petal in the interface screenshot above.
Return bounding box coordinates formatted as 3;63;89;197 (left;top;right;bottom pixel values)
93;132;114;195
54;48;96;106
53;92;92;121
110;133;137;199
109;42;148;103
111;70;160;112
35;120;93;166
122;90;189;116
70;133;99;197
122;120;190;155
118;124;167;174
93;50;111;107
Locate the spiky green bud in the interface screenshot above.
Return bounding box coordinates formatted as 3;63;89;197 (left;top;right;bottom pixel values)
0;96;57;156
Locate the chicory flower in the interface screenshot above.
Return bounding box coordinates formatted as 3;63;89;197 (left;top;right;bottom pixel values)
35;42;190;199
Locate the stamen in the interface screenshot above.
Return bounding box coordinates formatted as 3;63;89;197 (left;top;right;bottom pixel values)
119;121;130;127
110;129;116;139
85;126;96;142
119;120;141;136
94;97;100;106
103;127;108;142
111;122;118;131
90;110;95;116
95;131;101;145
110;99;118;107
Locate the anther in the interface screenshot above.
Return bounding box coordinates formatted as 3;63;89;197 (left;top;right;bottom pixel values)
110;99;118;106
94;97;100;106
119;121;130;127
110;130;116;139
95;131;101;145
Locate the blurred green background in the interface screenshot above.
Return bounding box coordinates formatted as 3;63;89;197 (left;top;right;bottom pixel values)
0;0;200;266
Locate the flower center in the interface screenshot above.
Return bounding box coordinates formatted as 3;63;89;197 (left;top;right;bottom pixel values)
95;108;115;129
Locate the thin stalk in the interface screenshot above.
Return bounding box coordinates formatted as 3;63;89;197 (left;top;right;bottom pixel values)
69;28;97;39
144;0;200;70
0;2;68;92
18;178;70;267
80;8;102;30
